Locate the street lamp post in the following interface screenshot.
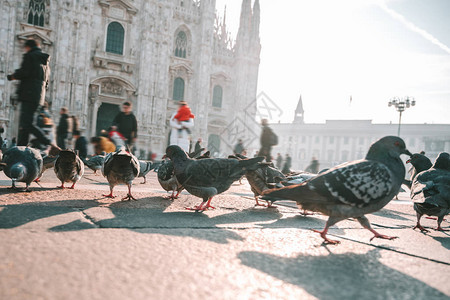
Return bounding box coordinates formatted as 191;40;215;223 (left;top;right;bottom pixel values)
388;96;416;136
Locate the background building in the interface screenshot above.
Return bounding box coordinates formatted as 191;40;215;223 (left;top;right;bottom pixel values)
270;96;450;171
0;0;261;157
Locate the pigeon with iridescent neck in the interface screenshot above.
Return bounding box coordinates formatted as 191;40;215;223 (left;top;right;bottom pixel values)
262;136;412;244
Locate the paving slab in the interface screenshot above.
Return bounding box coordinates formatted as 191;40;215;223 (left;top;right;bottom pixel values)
0;170;448;299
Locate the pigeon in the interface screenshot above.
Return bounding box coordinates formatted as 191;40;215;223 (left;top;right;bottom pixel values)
164;145;264;211
102;147;140;200
35;154;58;182
138;160;158;184
244;163;286;207
157;159;183;199
403;153;432;189
411;152;450;232
157;150;210;199
85;153;106;175
2;146;43;192
262;136;412;244
54;150;85;189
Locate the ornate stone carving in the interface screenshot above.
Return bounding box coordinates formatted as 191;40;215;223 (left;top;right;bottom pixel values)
100;79;123;96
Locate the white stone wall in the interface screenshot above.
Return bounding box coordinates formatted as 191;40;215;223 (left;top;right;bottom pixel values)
0;0;261;158
271;120;450;171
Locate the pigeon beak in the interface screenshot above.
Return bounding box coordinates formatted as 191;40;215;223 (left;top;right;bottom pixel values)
162;154;166;159
404;149;413;157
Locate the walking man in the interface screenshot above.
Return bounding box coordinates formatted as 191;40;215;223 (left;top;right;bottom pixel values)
56;107;72;149
7;39;59;155
112;101;138;149
259;119;277;162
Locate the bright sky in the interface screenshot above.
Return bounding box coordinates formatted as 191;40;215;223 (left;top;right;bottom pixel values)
215;0;450;124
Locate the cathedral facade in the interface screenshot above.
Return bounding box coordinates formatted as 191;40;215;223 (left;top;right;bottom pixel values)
0;0;261;157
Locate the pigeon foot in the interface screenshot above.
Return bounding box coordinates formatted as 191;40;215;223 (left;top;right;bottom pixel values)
413;224;429;233
185;205;208;212
57;185;65;189
311;229;341;245
435;226;449;231
122;194;137;201
103;193;115;198
370;233;398;242
300;210;313;216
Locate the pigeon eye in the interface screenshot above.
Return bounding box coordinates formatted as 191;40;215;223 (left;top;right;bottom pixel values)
394;141;400;147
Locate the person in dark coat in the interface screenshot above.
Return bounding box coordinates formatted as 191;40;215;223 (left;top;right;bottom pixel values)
234;139;244;155
112;101;138;148
73;130;88;160
305;157;320;173
282;154;292;174
56;107;71;149
276;153;283;170
194;138;203;153
7;39;59;155
259;119;277;162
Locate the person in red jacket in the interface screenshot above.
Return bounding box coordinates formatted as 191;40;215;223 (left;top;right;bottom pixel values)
173;101;195;134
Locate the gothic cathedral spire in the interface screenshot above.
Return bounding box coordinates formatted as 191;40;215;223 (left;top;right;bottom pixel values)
294;95;305;124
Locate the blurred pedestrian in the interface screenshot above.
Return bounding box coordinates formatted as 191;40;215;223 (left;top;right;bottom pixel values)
73;130;88;160
194;138;203;153
282;154;292;174
259;119;278;162
6;39;59;155
276;153;283;170
56;107;72;149
108;125;126;148
37;101;55;144
112;101;137;149
90;136;115;155
305;157;319;173
174;101;195;135
234;139;244;155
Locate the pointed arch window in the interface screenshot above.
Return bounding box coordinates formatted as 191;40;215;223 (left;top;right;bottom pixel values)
173;77;185;101
27;0;45;27
106;22;125;55
212;85;223;108
175;31;187;58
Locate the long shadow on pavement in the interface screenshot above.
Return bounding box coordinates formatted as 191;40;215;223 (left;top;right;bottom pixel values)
238;248;447;300
0;200;101;228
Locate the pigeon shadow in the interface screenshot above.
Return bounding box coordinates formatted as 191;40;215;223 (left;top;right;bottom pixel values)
237;248;447;299
0;199;101;229
430;236;450;250
48;203;282;244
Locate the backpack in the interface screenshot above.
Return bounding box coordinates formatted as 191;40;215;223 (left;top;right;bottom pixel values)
269;131;278;146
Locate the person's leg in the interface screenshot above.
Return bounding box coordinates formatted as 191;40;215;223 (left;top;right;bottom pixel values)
18;103;51;147
17;104;37;146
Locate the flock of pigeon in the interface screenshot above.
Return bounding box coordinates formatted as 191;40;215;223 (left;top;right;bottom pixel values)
0;135;449;244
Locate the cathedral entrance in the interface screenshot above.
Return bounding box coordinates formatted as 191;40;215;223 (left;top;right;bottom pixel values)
96;102;120;136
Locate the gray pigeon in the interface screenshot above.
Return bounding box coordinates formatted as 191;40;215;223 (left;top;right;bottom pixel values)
262;136;412;244
102;148;140;200
403;153;432;189
245;163;286;207
138;160;158;184
2;146;43;192
411;152;450;232
85;153;106;175
157;159;183;199
157;149;210;199
164;145;264;211
54;150;85;189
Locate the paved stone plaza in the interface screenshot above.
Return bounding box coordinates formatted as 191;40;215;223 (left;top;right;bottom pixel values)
0;169;449;299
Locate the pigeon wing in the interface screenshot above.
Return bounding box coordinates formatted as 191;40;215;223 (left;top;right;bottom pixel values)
311;160;394;207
